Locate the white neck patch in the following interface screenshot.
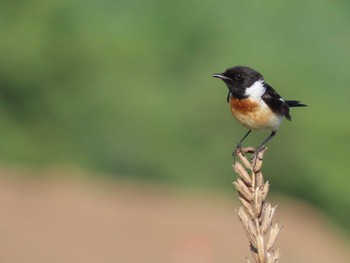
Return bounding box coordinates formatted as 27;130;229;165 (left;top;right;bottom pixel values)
244;80;265;99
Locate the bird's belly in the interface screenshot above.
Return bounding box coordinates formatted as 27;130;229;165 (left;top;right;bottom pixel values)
230;97;282;131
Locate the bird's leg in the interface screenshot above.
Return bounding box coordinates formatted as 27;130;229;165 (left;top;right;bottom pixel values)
232;130;252;157
252;130;277;161
257;130;277;151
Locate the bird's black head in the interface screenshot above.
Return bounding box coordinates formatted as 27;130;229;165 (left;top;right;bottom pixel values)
212;66;264;99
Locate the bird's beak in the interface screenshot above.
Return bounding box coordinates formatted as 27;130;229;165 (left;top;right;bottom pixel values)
212;73;230;80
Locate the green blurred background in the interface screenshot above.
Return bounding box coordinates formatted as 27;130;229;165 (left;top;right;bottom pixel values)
0;0;349;233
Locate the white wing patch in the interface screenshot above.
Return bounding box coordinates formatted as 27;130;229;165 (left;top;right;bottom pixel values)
245;80;266;99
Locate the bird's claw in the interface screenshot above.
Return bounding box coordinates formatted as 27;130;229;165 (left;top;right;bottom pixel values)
232;144;242;158
251;146;266;165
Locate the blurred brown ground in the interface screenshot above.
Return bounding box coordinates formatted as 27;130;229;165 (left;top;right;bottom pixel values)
0;168;349;263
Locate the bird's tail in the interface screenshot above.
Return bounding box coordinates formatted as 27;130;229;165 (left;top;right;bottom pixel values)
286;100;307;107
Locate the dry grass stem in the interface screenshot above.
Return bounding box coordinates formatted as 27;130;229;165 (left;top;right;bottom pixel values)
233;147;281;263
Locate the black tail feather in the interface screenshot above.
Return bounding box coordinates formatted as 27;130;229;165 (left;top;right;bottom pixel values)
286;100;307;107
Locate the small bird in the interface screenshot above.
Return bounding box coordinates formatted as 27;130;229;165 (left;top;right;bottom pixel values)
212;66;306;155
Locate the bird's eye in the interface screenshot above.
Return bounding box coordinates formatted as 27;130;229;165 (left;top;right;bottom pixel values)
235;74;241;80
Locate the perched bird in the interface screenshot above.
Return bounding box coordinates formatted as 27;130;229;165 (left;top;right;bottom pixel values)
212;66;306;155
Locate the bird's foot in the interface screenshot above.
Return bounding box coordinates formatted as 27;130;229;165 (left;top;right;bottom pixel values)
232;143;242;158
252;146;266;170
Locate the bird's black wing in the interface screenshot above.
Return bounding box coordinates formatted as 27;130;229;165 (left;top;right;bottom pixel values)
262;83;291;121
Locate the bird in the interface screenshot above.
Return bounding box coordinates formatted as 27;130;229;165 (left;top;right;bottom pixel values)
212;66;306;156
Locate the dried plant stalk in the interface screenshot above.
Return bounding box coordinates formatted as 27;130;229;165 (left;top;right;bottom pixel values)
233;148;281;263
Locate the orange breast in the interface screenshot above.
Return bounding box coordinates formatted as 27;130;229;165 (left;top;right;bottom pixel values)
229;97;282;131
229;97;259;113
